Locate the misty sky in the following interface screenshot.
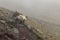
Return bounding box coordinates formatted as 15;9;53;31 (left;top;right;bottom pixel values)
0;0;60;24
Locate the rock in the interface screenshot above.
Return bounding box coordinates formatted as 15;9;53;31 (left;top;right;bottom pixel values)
12;28;19;34
27;25;32;30
0;20;6;24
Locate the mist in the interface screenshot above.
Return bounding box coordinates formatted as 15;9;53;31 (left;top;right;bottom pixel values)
0;0;60;24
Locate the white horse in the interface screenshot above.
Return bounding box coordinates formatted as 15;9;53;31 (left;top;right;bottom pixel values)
16;15;27;23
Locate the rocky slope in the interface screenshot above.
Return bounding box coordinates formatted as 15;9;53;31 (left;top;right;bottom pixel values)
0;7;44;40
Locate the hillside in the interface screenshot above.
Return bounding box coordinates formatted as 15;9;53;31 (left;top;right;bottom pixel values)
0;7;44;40
1;7;60;40
30;18;60;40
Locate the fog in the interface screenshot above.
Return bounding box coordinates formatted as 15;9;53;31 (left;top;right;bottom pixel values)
0;0;60;24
